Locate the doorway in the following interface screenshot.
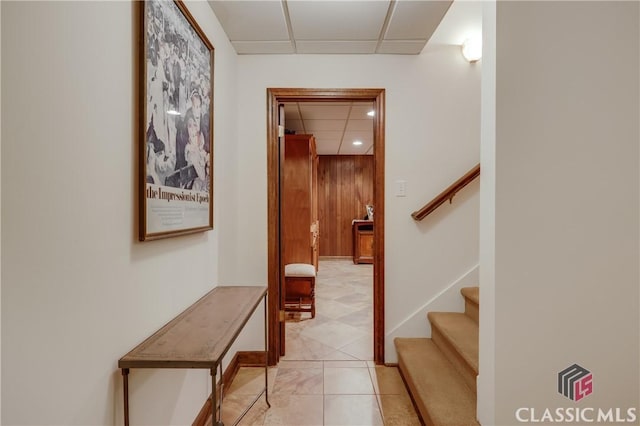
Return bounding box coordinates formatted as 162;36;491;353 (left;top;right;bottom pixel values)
266;88;385;366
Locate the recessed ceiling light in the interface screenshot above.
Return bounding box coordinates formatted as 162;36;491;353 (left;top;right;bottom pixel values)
367;110;375;117
353;140;363;146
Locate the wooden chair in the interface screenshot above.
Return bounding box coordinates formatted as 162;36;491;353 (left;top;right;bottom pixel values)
284;263;316;318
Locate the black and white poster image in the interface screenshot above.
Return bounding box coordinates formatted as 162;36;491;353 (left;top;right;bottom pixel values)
141;0;214;241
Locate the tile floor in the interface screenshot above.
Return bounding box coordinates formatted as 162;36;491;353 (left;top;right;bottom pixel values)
219;259;421;426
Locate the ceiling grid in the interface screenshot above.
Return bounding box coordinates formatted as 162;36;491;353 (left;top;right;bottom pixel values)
207;1;483;154
209;0;454;55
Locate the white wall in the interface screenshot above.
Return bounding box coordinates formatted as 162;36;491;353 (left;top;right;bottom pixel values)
385;264;478;355
483;2;639;424
1;1;244;425
235;46;481;363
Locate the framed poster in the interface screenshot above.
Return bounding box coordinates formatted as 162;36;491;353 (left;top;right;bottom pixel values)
139;0;214;241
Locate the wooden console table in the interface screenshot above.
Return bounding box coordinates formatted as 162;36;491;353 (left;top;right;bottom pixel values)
118;286;269;426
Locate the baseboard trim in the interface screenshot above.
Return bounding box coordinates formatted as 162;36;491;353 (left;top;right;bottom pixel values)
192;351;267;426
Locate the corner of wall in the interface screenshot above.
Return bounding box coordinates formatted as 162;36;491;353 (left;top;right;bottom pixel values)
0;1;3;421
477;1;496;424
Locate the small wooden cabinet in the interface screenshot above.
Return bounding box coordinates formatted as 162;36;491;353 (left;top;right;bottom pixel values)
352;220;374;264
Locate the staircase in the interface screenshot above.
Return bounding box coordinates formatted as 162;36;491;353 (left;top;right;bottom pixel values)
394;287;479;426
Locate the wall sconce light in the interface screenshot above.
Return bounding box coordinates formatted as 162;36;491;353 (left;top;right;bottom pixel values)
461;38;482;63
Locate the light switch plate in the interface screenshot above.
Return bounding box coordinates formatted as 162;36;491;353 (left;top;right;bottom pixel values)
396;180;407;197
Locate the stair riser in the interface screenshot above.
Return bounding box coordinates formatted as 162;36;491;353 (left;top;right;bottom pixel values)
464;299;479;323
431;327;477;394
397;354;435;426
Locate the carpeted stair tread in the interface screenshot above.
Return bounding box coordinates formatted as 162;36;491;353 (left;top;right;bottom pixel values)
395;337;479;426
461;287;479;305
428;312;479;374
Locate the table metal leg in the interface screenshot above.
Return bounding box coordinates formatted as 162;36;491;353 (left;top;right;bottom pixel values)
264;294;270;408
122;368;130;426
211;368;224;426
219;361;224;423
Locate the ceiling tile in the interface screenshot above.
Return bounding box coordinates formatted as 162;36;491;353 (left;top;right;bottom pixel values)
384;0;452;40
299;104;351;120
339;142;373;155
300;102;352;107
209;1;290;41
345;119;373;132
287;1;391;40
428;0;483;45
314;138;342;155
343;131;373;145
376;40;426;55
232;41;294;54
283;103;301;119
285;119;305;132
310;130;345;140
305;119;346;132
295;40;377;54
349;104;375;120
207;0;481;55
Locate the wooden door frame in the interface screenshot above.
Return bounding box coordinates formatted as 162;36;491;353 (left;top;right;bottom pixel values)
267;88;385;365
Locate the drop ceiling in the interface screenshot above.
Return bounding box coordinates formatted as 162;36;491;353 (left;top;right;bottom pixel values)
283;101;374;155
208;0;454;55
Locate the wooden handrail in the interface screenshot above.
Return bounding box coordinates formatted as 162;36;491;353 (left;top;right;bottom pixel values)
411;164;480;221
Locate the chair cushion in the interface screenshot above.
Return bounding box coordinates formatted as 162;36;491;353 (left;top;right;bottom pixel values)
285;263;316;277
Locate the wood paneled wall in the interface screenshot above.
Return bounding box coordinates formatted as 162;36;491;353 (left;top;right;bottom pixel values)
318;155;374;256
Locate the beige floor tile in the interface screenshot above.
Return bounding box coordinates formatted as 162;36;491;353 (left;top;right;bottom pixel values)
338;334;373;360
226;367;277;396
281;334;337;360
287;311;331;324
300;320;367;350
313;298;361;319
220;394;269;426
335;307;373;329
272;367;323;395
228;260;386;425
315;286;356;301
335;293;372;311
285;312;318;325
283;259;374;362
324;367;375;395
262;394;324;426
377;394;421;425
278;360;323;369
320;350;359;361
368;366;407;395
324;395;383;426
323;360;368;368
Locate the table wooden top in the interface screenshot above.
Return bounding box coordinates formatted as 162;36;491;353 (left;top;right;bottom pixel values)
118;286;267;369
